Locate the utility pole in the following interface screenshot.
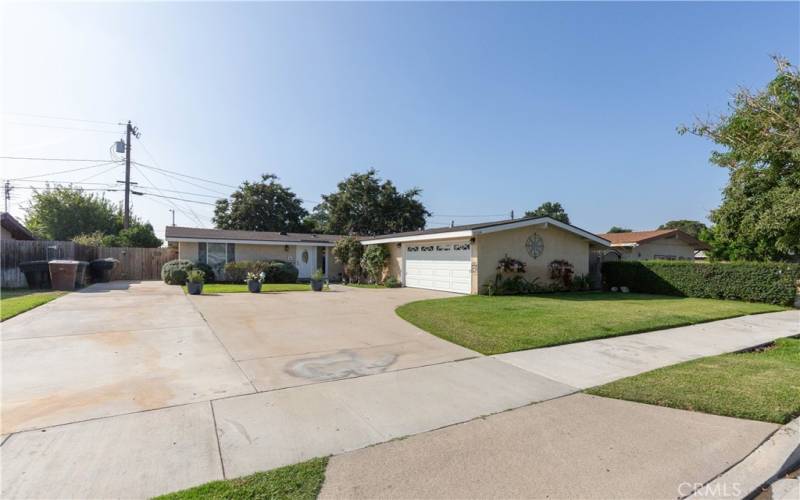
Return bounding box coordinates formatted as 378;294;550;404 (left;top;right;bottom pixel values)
3;181;11;213
510;209;515;220
169;209;175;226
123;120;140;229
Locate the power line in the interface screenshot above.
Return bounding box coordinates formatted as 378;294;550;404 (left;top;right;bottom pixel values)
78;163;121;183
133;163;206;227
138;192;216;206
4;161;122;181
132;138;211;226
135;164;229;196
0;156;114;162
1;112;120;126
132;160;238;189
7;122;123;134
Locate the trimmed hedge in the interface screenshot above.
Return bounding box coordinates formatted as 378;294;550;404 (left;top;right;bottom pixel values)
161;260;216;285
602;260;800;306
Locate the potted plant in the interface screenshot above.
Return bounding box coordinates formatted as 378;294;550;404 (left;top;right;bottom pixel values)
186;269;205;295
245;271;264;293
310;268;324;292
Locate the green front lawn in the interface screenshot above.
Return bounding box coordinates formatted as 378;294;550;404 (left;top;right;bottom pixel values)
587;338;800;424
345;283;384;289
156;457;327;500
396;293;785;355
183;283;310;294
1;289;65;321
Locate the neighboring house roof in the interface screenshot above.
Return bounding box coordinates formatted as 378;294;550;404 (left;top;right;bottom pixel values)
164;226;345;246
361;216;611;247
597;229;710;250
1;212;36;240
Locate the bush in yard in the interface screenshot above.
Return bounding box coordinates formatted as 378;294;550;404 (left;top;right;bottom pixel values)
161;259;195;285
548;259;574;289
361;245;389;284
384;276;401;288
192;262;215;283
224;261;250;283
263;261;299;283
602;260;800;305
332;236;364;283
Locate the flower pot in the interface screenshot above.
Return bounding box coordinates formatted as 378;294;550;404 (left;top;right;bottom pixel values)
247;280;262;293
310;279;323;292
187;282;203;295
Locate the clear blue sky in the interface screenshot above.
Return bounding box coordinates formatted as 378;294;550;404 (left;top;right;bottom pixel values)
2;2;798;238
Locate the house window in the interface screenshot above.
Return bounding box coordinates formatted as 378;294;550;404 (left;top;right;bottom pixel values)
226;243;235;263
207;243;227;278
198;242;207;263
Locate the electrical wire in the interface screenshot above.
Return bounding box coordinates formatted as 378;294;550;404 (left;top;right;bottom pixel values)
132;137;212;226
0;156;115;162
1;112;120;126
78;163;122;183
4;161;122;181
133;163;206;227
135;164;229;196
7;122;123;134
132;160;238;189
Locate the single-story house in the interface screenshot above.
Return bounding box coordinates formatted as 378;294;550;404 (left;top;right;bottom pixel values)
361;216;610;294
1;212;36;241
597;229;710;262
164;226;345;280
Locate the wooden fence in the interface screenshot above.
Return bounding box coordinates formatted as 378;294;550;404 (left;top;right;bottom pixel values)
1;240;177;288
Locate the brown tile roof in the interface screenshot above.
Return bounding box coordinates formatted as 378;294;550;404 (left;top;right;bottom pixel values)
165;226;345;244
597;229;710;250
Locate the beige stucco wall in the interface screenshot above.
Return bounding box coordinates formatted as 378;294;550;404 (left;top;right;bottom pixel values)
617;237;696;261
476;225;591;292
235;243;293;262
385;243;403;281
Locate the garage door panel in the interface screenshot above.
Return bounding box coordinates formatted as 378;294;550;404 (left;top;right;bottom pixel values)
404;241;471;294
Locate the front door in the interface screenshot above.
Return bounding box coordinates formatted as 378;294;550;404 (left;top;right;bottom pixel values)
295;245;316;279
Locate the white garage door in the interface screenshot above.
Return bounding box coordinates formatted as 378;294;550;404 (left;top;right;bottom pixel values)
404;241;471;294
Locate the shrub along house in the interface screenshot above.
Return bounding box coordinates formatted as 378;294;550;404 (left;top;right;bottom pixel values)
164;226;345;281
597;229;710;262
360;216;610;294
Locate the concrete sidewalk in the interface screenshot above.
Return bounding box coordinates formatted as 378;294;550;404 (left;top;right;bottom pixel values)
320;394;779;500
495;310;799;389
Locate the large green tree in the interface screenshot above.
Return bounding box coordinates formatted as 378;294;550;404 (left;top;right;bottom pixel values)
26;186;161;246
214;174;309;232
679;57;799;261
25;186;121;240
658;220;708;239
311;169;429;236
525;201;570;224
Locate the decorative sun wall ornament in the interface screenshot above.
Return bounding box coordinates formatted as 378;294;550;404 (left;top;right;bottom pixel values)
526;233;544;258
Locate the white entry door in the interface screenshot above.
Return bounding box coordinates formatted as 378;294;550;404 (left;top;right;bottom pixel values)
295;246;316;279
404;241;471;294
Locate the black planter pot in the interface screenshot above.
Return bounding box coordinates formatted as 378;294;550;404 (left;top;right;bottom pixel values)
187;282;204;295
310;279;323;292
247;280;262;293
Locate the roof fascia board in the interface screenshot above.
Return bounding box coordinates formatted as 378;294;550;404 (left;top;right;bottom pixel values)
474;217;611;247
362;230;474;245
167;236;335;247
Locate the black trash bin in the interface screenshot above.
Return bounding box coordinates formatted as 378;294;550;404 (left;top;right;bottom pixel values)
75;261;89;288
89;258;118;283
19;260;52;289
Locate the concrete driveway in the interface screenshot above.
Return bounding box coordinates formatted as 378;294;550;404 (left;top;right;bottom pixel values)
187;286;478;391
1;282;474;434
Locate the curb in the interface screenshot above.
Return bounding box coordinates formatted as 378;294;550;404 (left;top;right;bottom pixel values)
688;417;800;499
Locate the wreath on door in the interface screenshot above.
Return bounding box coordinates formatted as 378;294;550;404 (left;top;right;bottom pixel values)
302;250;309;263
